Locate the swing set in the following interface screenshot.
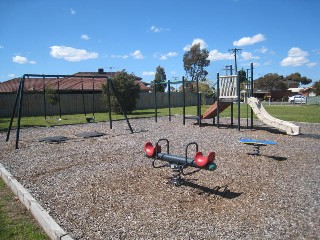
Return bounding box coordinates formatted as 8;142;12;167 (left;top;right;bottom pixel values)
6;74;134;149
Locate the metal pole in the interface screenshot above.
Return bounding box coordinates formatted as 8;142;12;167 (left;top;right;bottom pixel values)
43;75;47;119
81;78;86;116
57;77;62;119
154;83;157;122
196;79;201;126
6;79;22;142
182;77;186;125
237;71;241;131
250;62;254;129
106;79;112;129
168;80;171;121
92;77;95;118
15;76;26;149
217;73;220;128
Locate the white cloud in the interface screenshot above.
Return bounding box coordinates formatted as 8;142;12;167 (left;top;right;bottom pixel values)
256;46;268;54
131;50;144;59
306;62;317;68
111;54;129;59
81;34;90;40
233;33;265;47
241;51;260;60
70;8;76;15
12;55;36;64
280;47;310;66
150;26;160;33
50;46;99;62
8;73;16;78
183;38;208;51
207;50;233;61
150;25;169;33
142;71;155;76
12;55;28;64
157;51;178;60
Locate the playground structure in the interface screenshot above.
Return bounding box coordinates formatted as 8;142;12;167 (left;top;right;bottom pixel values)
144;138;217;186
6;74;134;149
181;62;300;135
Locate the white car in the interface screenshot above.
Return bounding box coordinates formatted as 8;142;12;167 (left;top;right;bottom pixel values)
288;95;307;104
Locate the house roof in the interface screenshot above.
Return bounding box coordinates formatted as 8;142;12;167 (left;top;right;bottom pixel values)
0;71;150;93
288;88;304;93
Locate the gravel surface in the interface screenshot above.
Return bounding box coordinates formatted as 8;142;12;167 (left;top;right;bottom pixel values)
1;116;319;239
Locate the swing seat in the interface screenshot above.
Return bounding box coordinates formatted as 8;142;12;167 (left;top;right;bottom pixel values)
86;117;94;123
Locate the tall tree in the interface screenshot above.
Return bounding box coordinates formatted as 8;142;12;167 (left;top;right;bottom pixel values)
254;73;286;92
101;71;140;114
313;81;320;95
183;43;210;82
284;72;312;86
151;66;167;92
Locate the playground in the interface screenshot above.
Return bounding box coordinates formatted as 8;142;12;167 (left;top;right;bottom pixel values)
1;116;319;239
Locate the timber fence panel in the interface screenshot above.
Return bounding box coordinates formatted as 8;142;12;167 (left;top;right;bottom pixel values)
1;92;215;117
307;96;320;105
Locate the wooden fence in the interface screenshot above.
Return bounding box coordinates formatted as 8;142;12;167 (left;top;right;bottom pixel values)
307;96;320;105
0;92;214;117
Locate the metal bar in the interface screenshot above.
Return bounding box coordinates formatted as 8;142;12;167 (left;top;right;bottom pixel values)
15;76;26;149
57;77;62;119
237;71;241;131
154;84;157;122
43;76;47;119
81;79;86;116
106;79;112;129
217;73;220;128
92;77;95;118
6;79;22;142
250;62;254;129
182;77;186;125
168;80;171;121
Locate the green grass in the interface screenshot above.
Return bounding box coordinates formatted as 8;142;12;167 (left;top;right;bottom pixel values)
0;178;48;240
1;104;320;131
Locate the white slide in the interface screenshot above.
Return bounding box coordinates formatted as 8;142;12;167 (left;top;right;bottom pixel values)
248;97;300;135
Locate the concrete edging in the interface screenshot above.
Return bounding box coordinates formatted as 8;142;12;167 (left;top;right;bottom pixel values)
0;163;73;240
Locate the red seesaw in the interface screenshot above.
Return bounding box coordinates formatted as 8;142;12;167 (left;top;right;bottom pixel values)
144;138;217;186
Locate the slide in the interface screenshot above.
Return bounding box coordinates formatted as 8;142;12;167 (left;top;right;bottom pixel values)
248;97;300;135
201;102;232;119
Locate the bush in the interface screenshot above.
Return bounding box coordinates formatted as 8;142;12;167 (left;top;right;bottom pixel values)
102;71;140;114
45;87;58;105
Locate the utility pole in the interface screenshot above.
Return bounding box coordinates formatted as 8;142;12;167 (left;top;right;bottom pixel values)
228;48;242;74
223;65;232;75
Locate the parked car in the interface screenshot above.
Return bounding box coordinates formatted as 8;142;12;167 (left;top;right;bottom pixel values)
288;95;307;104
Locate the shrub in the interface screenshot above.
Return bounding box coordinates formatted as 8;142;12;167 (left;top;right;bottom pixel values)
102;71;140;114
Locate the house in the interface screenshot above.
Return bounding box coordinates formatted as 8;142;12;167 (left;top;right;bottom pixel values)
0;69;151;93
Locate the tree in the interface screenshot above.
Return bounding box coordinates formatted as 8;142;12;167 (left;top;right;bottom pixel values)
102;71;140;114
238;69;247;90
151;66;167;92
254;73;286;92
285;72;312;86
313;81;320;95
183;43;210;83
45;87;58;106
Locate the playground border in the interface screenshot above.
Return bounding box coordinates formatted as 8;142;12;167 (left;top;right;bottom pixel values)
0;163;73;240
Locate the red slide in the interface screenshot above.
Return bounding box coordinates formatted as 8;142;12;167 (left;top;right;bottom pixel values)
201;102;232;119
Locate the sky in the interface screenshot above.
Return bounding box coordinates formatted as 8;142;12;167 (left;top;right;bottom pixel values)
1;0;319;86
